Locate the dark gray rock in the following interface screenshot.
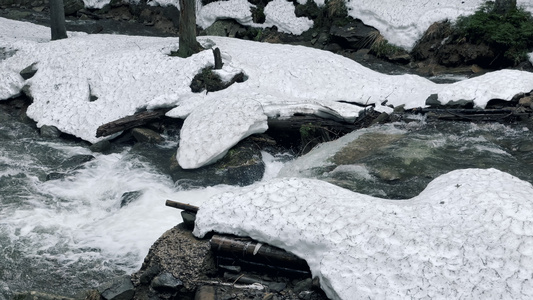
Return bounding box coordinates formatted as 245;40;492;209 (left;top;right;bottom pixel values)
40;125;61;138
98;275;134;300
180;210;196;230
150;271;183;292
131;127;163;143
268;282;287;293
293;278;312;294
46;172;67;181
517;141;533;152
19;63;38;80
203;19;245;38
425;94;440;106
63;0;84;15
120;191;142;207
370;112;389;126
445;99;474;108
170;139;264;187
139;264;161;285
61;154;95;169
90;140;112;153
329;20;378;50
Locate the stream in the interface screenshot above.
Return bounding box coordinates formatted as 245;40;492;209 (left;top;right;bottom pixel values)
1;12;533;299
1;96;533;298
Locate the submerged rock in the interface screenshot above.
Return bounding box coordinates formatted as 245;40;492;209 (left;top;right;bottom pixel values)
131;127;163;143
40;125;61;138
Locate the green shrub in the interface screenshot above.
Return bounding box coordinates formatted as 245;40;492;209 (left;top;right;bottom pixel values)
455;1;533;64
369;34;405;58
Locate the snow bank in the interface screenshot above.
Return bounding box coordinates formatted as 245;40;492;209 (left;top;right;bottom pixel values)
1;18;532;169
177;97;268;169
345;0;533;50
194;168;533;299
262;0;313;35
197;0;313;35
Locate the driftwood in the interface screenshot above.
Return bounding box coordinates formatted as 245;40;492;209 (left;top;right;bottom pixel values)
411;108;529;121
166;200;199;229
95;108;171;138
210;235;309;272
166;199;199;213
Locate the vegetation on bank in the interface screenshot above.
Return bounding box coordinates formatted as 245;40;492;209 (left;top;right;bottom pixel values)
454;0;533;65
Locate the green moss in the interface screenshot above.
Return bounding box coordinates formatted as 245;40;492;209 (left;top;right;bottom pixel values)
455;1;533;64
370;39;404;59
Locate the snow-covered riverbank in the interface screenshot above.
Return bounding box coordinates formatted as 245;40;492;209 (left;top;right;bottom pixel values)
2;17;533;169
2;1;533;298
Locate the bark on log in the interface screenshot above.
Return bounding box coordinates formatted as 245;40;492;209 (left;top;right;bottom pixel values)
213;48;223;70
216;256;310;277
95;108;171;138
267;115;358;134
50;0;67;40
165;200;199;213
210;235;309;271
177;0;201;58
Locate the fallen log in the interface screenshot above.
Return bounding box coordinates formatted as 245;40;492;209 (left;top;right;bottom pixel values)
95;108;171;138
166;200;199;229
216;256;310;277
165;199;199;213
267;115;359;134
410;108;529;122
210;235;309;271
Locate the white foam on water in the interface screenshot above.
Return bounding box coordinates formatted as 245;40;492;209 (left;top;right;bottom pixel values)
261;151;294;181
0;146;236;273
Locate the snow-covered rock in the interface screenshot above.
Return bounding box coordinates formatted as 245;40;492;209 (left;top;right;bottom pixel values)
194;168;533;299
177;97;268;169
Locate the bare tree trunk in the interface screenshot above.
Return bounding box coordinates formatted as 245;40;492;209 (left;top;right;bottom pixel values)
50;0;67;40
494;0;517;14
177;0;200;58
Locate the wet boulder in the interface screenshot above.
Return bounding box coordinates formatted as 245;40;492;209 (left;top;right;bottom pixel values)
170;139;265;187
98;275;134;300
329;19;378;50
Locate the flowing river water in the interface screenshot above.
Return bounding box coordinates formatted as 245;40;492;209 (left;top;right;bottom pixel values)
2;96;533;298
1;13;533;298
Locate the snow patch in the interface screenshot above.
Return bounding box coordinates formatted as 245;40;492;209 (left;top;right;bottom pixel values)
263;0;313;35
194;168;533;300
177;97;268;169
197;0;253;29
